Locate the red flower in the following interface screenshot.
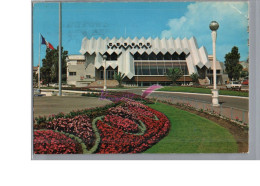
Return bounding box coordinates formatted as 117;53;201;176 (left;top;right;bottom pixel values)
33;130;80;154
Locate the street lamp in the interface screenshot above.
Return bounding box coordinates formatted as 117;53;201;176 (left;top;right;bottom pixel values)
209;21;220;106
103;55;107;91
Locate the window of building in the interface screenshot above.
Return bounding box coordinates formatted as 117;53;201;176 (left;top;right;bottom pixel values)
86;75;91;78
142;62;150;75
99;70;117;79
103;52;118;61
69;72;76;76
164;52;172;60
179;52;186;60
100;70;103;79
217;70;220;74
134;61;189;76
150;63;158;75
157;53;163;60
135;62;142;75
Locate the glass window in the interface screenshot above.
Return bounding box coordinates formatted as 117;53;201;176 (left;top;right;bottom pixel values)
142;62;150;75
103;52;117;61
135;62;142;75
164;52;172;60
157;53;163;60
69;72;76;76
141;53;149;60
157;63;165;75
179;52;186;60
100;70;103;79
172;53;179;60
150;63;158;75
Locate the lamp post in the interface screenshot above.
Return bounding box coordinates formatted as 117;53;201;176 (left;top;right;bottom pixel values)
103;55;107;91
209;21;220;106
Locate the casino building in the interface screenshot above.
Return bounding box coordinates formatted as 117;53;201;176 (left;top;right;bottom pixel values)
66;37;224;87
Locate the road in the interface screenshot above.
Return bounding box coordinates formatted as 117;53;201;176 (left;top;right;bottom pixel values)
33;96;111;117
114;88;249;111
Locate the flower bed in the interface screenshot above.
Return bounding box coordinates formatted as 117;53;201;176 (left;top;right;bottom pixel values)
33;95;170;154
33;130;82;154
46;115;95;149
82;91;154;104
103;115;139;133
96;100;170;154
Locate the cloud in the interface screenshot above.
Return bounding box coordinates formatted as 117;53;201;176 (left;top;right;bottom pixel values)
161;2;248;61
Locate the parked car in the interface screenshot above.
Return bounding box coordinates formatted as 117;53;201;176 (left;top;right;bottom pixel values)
226;81;242;90
242;79;249;85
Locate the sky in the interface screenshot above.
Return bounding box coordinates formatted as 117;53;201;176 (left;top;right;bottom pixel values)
33;2;248;67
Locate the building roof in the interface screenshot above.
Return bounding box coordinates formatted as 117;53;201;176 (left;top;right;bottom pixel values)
33;66;38;70
66;55;85;61
80;37;210;79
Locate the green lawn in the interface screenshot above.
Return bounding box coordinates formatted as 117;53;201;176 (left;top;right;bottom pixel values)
144;102;238;153
108;86;139;89
158;86;248;97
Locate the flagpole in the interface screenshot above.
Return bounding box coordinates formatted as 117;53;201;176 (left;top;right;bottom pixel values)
58;2;62;96
38;33;41;89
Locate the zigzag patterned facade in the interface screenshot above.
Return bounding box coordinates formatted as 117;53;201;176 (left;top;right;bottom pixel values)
79;37;210;79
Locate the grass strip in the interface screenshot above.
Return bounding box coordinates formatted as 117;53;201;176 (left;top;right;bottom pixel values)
158;86;248;97
144;102;238;153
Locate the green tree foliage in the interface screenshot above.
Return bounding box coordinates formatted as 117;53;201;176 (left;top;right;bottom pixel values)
113;72;125;87
190;73;199;85
166;68;183;85
224;46;243;81
40;46;68;85
241;70;249;78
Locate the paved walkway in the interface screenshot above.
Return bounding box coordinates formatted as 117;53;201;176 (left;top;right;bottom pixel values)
33;96;111;117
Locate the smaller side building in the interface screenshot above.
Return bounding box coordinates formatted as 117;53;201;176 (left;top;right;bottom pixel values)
206;55;228;85
66;55;96;87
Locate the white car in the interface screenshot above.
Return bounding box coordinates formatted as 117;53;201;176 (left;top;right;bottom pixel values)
226;81;242;90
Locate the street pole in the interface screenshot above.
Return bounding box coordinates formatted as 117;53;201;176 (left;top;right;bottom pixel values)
38;33;41;89
103;55;107;91
210;21;220;106
58;2;62;96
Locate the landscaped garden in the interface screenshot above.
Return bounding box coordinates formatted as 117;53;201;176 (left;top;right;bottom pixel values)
34;92;240;154
145;102;238;153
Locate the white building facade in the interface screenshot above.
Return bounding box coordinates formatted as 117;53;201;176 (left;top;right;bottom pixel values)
67;37;225;87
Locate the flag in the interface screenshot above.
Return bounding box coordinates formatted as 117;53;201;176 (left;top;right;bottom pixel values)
41;34;54;50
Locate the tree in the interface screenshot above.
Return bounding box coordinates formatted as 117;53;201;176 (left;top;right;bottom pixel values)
241;70;249;79
114;72;125;87
224;46;243;81
166;68;183;85
40;46;68;85
190;73;199;85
